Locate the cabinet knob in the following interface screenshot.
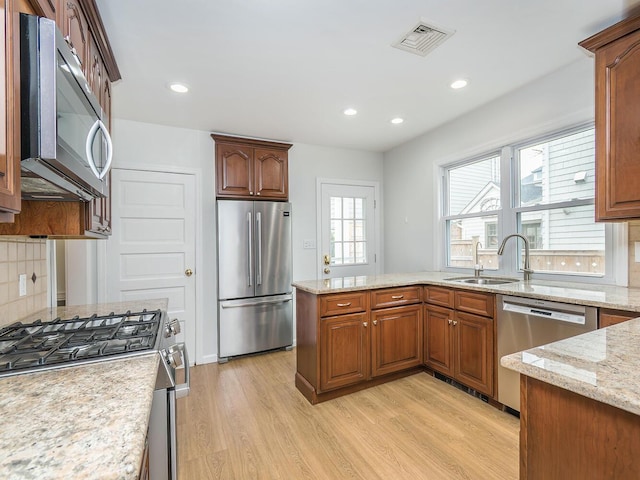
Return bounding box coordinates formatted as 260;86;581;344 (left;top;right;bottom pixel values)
373;320;378;326
363;322;368;327
448;319;453;325
256;192;261;195
249;191;254;195
452;320;458;326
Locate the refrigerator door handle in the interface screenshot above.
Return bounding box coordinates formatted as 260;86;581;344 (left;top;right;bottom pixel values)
220;294;293;309
256;211;262;285
247;211;253;286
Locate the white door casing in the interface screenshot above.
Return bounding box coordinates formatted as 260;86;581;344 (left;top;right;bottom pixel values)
317;179;379;279
106;168;197;362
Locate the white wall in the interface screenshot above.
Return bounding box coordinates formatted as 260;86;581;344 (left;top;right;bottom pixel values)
383;58;595;273
289;143;384;283
103;120;383;362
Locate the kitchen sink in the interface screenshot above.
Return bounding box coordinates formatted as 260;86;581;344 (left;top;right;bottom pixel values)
444;276;521;285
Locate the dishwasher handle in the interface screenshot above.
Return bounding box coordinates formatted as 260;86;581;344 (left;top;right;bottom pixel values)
502;301;586;325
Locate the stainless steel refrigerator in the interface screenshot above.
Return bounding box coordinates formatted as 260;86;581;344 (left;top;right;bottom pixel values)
216;200;293;361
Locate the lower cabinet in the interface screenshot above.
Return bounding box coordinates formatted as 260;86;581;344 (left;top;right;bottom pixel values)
599;308;639;328
371;304;423;377
424;287;494;397
295;285;493;404
319;312;369;392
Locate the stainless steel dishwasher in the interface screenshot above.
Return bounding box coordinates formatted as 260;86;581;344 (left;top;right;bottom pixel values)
497;294;597;412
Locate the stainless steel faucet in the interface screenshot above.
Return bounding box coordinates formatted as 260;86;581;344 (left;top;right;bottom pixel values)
497;234;534;281
474;241;483;277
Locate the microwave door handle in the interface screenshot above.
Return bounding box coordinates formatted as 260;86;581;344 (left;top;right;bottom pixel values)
85;119;113;180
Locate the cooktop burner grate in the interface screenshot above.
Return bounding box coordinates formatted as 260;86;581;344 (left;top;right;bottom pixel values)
0;310;162;375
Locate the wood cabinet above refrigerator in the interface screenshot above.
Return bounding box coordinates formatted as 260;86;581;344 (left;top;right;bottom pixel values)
212;134;292;201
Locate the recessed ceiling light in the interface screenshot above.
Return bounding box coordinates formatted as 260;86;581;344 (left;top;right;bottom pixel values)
450;79;468;89
169;83;189;93
391;117;404;124
343;108;358;116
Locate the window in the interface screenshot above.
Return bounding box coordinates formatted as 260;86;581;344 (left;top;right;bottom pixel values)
330;196;367;265
442;124;608;280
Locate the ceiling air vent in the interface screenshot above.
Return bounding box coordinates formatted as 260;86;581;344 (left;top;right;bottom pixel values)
392;20;455;57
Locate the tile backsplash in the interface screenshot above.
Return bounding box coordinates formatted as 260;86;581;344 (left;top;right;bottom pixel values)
0;237;48;327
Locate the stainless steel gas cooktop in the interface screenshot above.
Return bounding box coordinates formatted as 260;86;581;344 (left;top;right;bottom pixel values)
0;310;164;377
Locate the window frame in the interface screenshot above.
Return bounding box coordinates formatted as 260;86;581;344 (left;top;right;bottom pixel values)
440;122;625;285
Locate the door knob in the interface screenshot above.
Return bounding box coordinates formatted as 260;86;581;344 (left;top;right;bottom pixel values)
323;267;330;274
185;268;193;277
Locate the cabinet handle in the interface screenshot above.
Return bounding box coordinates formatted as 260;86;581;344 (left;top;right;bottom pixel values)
391;295;404;299
373;320;378;326
452;320;458;326
336;302;352;307
448;319;453;325
363;322;368;327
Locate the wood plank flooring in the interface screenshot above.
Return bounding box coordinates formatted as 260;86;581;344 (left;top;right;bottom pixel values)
177;349;519;479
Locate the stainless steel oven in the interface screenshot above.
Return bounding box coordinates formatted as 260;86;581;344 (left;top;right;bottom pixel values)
150;328;190;480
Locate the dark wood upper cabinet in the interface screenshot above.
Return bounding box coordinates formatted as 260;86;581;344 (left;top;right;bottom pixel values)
580;14;640;220
60;0;89;75
212;134;292;201
0;0;22;219
0;0;120;232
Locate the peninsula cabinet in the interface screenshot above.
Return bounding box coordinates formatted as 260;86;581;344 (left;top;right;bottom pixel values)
370;287;422;377
212;134;291;200
580;14;640;220
296;287;424;404
424;286;494;397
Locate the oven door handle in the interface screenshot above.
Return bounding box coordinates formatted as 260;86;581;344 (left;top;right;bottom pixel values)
174;343;191;399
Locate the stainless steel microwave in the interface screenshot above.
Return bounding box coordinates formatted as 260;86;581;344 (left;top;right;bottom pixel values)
20;13;112;201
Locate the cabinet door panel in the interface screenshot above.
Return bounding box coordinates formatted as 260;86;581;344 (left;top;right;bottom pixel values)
454;311;493;396
424;305;453;376
371;305;422;377
319;313;369;392
216;144;253;197
61;0;89;76
254;148;288;199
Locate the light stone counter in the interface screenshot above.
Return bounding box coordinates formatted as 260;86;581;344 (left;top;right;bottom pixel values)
292;271;640;312
0;299;168;479
501;318;640;416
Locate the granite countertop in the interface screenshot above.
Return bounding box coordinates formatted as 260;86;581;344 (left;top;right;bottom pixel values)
292;271;640;312
0;299;168;479
501;318;640;416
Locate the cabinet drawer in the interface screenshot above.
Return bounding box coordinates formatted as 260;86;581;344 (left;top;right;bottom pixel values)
455;291;494;317
320;292;367;317
371;286;422;309
424;286;454;308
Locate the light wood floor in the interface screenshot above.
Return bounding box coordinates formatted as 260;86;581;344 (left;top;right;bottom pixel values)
177;349;519;479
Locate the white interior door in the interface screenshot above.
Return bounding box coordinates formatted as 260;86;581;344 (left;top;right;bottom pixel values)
319;181;378;279
107;168;196;362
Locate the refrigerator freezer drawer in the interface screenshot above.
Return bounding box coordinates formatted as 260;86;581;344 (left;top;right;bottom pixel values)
218;294;293;359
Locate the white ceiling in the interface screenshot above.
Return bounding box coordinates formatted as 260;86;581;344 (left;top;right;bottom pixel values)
95;0;636;153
